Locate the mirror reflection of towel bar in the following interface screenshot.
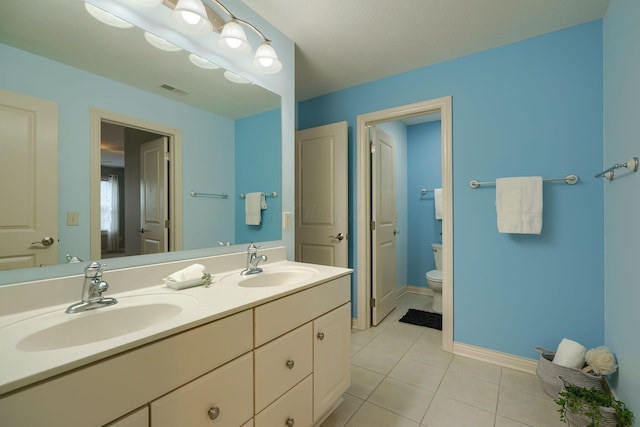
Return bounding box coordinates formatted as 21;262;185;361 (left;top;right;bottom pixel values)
190;191;228;198
469;174;579;189
239;192;278;199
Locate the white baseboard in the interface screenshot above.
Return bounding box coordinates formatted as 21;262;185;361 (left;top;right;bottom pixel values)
396;285;434;299
453;342;538;374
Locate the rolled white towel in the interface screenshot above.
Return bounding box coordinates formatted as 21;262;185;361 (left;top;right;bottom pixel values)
166;263;206;283
553;338;586;369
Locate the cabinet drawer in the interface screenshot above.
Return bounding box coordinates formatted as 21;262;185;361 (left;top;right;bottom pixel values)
254;275;350;346
151;352;253;427
255;375;312;427
105;407;149;427
255;323;312;413
0;310;253;427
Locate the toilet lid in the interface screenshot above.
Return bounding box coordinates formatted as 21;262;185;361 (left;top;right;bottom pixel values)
426;270;442;281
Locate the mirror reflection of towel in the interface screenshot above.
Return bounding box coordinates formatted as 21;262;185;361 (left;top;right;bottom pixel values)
245;192;266;225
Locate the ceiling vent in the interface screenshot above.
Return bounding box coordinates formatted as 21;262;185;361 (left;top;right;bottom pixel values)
159;83;188;96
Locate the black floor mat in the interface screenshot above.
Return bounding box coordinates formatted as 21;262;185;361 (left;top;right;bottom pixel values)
399;309;442;330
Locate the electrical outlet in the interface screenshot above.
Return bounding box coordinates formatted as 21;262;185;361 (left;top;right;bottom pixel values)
67;211;79;226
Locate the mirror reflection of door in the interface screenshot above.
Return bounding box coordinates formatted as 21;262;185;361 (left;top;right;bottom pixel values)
100;122;168;259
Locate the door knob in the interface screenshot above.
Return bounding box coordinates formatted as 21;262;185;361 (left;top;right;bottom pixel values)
31;237;55;246
138;228;145;234
329;232;345;241
393;230;400;235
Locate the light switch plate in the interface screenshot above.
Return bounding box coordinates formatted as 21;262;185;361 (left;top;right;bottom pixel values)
67;211;79;226
282;211;291;229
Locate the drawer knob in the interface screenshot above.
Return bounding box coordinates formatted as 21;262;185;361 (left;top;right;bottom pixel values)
286;359;295;369
208;406;220;420
286;417;295;426
317;332;325;340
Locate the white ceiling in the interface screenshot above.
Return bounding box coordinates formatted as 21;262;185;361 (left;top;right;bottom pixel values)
241;0;610;101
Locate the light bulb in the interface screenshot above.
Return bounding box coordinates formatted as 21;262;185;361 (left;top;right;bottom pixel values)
180;10;201;25
259;57;274;67
226;38;242;49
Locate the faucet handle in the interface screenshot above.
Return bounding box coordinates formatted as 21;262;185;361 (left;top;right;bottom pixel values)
247;242;260;253
84;261;104;277
97;281;109;296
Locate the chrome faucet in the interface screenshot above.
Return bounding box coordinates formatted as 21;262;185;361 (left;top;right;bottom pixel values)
241;242;267;276
66;261;118;313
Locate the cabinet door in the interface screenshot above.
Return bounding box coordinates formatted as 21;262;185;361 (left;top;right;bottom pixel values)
313;303;351;421
151;353;253;427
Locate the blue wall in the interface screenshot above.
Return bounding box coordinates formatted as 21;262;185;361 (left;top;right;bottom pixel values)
407;121;442;287
603;0;640;414
235;108;282;243
298;21;604;359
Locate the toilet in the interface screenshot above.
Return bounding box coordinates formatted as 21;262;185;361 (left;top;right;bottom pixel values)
426;243;443;313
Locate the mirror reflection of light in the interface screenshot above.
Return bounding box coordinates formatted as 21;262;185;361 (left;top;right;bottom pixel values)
84;3;134;29
188;53;220;70
144;32;183;52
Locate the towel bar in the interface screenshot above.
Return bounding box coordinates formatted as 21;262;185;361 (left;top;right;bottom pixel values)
595;157;638;180
469;174;579;189
239;192;278;199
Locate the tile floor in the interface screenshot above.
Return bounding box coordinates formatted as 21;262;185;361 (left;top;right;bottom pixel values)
321;293;565;427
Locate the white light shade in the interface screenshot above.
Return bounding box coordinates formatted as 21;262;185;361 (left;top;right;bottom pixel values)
252;42;282;74
223;71;250;84
84;3;134;28
127;0;163;7
144;32;182;52
189;53;220;69
216;21;251;56
171;0;213;34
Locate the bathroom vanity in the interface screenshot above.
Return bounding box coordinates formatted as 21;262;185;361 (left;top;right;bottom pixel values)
0;248;352;427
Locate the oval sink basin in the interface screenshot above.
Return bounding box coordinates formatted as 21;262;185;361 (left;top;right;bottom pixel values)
12;294;197;352
237;268;317;288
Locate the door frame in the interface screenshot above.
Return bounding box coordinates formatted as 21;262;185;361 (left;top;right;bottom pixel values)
90;108;183;260
355;96;453;352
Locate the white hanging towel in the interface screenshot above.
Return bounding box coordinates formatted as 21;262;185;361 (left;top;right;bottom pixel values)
245;192;267;225
495;176;543;234
433;188;443;220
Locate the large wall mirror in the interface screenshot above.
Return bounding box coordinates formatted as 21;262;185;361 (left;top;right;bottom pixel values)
0;0;282;283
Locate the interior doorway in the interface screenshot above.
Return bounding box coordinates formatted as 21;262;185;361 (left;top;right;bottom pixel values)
90;109;184;260
355;96;453;352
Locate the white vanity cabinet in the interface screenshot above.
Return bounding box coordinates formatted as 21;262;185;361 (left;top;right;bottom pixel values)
0;271;352;427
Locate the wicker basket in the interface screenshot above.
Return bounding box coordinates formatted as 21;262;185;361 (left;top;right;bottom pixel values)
566;406;619;427
535;347;603;398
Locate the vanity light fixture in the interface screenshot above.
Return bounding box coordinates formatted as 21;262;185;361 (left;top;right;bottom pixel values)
171;0;213;35
84;3;134;28
189;53;220;69
86;0;282;75
144;31;183;52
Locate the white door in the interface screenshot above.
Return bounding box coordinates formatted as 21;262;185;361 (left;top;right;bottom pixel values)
371;126;397;325
0;89;58;269
295;122;348;267
139;137;168;254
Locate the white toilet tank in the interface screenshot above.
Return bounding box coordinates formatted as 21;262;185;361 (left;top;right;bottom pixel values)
432;243;443;270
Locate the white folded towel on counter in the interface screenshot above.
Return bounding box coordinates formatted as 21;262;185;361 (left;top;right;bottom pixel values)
433;188;442;220
553;338;587;369
166;263;207;283
496;176;542;234
245;192;267;225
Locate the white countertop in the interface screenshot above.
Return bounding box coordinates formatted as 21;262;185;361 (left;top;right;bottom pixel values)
0;260;351;395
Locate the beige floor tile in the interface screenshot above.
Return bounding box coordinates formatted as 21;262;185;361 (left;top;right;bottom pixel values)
421;394;495;427
351;328;381;346
388;358;446;393
367;377;434;422
345;402;419;427
350;344;363;357
365;333;418;358
447;354;502;384
437;369;499;412
381;321;426;340
494;415;533;427
321;394;364;427
497;387;565;427
351;346;402;375
403;339;452;370
346;365;385;400
500;368;549;400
